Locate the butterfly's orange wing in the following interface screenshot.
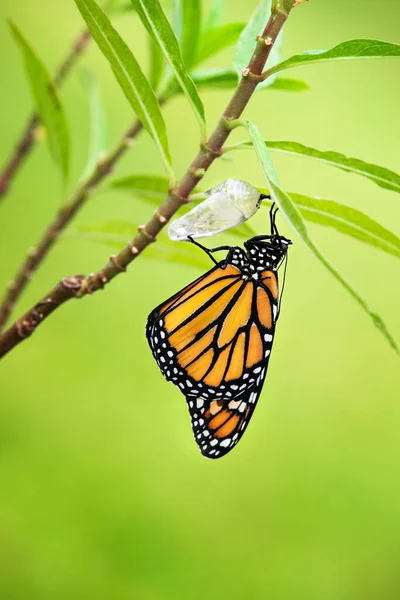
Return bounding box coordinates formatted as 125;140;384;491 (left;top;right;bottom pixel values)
146;262;279;458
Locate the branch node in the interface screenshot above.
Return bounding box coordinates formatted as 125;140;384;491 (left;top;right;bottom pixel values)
188;167;206;180
124;137;134;148
138;225;156;242
272;5;289;17
110;254;126;272
85;273;96;294
201;142;222;158
155;211;168;225
169;188;188;204
6;281;17;292
241;67;265;82
221;116;241;131
16;310;42;339
256;35;273;46
129;243;140;255
62;275;85;292
27;246;38;258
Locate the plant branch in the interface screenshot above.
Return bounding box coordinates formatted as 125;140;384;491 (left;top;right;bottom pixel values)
0;116;145;333
0;1;295;359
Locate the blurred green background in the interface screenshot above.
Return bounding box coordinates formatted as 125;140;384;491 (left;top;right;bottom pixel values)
0;0;399;598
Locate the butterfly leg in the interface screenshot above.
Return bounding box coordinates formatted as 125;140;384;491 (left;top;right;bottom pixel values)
187;236;232;265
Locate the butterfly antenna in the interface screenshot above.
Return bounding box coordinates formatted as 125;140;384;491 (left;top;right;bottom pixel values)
272;206;279;237
269;202;276;234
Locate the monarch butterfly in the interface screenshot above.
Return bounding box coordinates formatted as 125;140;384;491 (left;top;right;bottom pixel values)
146;205;291;459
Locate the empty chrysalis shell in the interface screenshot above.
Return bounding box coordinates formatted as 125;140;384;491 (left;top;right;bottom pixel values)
168;179;268;241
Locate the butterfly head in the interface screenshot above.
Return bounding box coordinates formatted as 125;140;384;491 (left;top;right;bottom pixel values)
244;203;292;270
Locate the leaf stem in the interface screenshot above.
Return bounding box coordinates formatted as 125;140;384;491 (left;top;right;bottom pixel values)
0;1;295;358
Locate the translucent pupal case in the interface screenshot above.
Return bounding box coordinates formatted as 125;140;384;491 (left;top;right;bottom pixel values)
168;179;266;241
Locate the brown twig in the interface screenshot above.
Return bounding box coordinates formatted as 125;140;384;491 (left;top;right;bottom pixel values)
0;2;295;359
0;276;86;359
0;117;144;332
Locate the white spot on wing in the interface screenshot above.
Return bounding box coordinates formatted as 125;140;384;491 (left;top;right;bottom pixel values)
228;400;241;410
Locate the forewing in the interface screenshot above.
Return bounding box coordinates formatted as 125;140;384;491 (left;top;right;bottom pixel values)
146;264;243;387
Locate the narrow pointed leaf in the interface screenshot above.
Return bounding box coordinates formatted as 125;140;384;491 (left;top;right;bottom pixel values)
172;0;183;42
75;223;211;270
111;174;169;198
259;191;400;259
131;0;205;133
10;22;70;183
233;0;282;86
244;119;398;353
227;140;400;194
181;0;202;68
74;0;173;178
269;141;400;194
265;77;309;92
80;68;107;179
234;0;267;76
168;68;308;94
197;23;245;64
290;193;400;259
268;39;400;77
204;0;224;32
149;37;164;91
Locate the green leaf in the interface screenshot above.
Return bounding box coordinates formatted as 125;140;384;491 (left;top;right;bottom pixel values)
79;68;107;179
226;140;400;194
108;1;135;14
204;0;224;32
233;0;283;86
291;194;400;259
265;77;309;92
234;0;268;76
131;0;205;134
167;68;308;95
149;36;164;91
268;141;400;194
10;22;70;183
181;0;202;68
267;39;400;77
172;0;183;42
244;119;398;353
111;174;169;198
191;68;238;89
259;191;400;259
75;222;212;270
197;23;245;64
74;0;173;179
